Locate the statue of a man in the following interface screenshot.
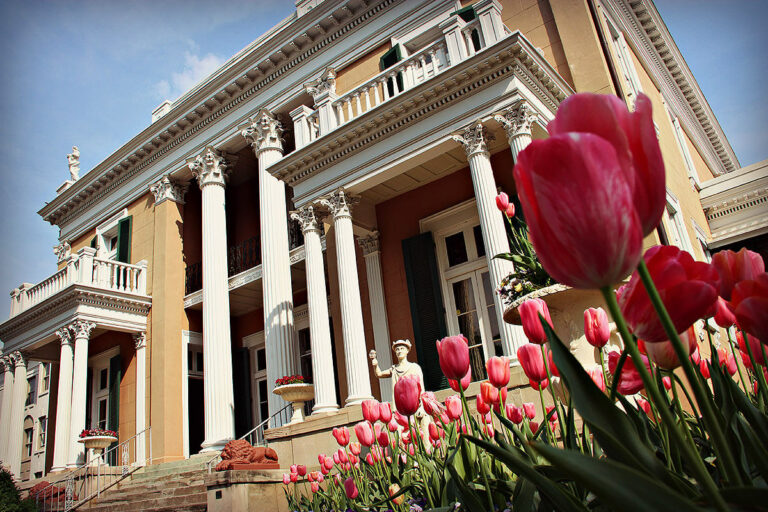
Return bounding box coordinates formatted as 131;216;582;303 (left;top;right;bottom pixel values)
67;146;80;181
370;339;425;408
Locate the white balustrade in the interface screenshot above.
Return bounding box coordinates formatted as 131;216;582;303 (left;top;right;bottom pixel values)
8;250;148;318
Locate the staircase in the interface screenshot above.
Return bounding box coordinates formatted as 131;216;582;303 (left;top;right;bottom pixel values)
80;457;211;511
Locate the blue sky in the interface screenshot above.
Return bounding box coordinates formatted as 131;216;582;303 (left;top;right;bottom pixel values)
0;0;765;317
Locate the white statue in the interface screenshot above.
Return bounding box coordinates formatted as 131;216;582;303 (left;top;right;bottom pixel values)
370;339;425;401
67;146;80;181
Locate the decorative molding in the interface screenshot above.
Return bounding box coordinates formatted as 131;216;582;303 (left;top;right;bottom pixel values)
133;331;147;350
357;231;380;256
70;319;96;340
705;188;768;221
0;355;10;373
149;176;188;205
188;147;236;189
304;67;337;100
318;189;358;220
55;326;73;347
9;350;27;368
290;205;321;234
451;121;493;159
494;101;537;140
240;109;284;156
53;241;72;264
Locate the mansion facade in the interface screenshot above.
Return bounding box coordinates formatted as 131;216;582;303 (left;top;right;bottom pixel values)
1;0;763;482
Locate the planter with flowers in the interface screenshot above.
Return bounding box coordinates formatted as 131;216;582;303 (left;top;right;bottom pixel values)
273;375;314;424
78;428;118;466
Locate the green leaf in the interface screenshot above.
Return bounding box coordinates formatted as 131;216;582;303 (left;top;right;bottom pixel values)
718;487;768;509
512;477;537;512
446;462;487;512
532;443;703;512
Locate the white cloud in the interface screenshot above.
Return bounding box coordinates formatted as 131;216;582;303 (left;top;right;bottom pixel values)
154;51;226;101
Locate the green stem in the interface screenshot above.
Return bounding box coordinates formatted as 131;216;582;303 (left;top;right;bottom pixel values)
635;261;743;486
742;330;768;410
598;349;610;395
408;416;436;510
727;328;749;394
538;386;554;445
600;286;729;511
541;343;566;445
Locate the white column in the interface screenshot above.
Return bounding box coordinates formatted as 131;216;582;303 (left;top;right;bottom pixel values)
241;110;299;424
452;122;526;357
188;147;237;451
6;351;28;478
291;206;338;413
51;328;74;472
319;190;373;405
494;101;537;164
68;320;95;467
357;232;393;403
133;332;147;465
0;356;15;467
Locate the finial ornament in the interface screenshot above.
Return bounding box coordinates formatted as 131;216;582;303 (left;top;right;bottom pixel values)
304;68;337;101
67;146;80;181
356;231;380;256
318;189;358;220
240;109;284;156
494;101;538;140
290;205;321;234
133;332;147;350
54;241;72;264
188;146;236;189
452;121;493;158
150;175;188;205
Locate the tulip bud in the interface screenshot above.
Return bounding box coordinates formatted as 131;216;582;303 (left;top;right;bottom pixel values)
476;393;490;415
290;473;298;483
394;375;421;416
480;381;499;405
365;453;374;465
361;399;380;423
523;402;536;420
505;404;523;424
584;307;611;348
486;356;510;388
518;299;553;345
495;192;509;212
378;429;389;447
529;421;540;434
445;395;462;421
378;402;392;423
297;465;306;477
437;335;471;380
311;482;320;493
282;474;291;485
317;474;324;483
354;420;375;447
349;441;361;455
505;203;515;218
448;367;472;392
662;376;672;390
332;426;350;447
290;464;297;475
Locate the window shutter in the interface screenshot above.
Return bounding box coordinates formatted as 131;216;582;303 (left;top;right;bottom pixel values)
402;232;448;391
107;354;121;465
379;44;404;97
451;5;477;22
85;368;93;429
90;236;97;249
232;347;252;439
116;216;132;263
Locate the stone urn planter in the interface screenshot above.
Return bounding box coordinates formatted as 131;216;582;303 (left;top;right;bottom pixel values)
78;435;117;466
273;383;315;424
503;284;621;370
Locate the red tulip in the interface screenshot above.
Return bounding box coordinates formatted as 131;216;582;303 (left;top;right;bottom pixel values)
344;477;358;499
332;426;350;447
388;417;399;432
337;449;348;464
476;393;491;415
377;428;389;447
448;367;472;391
699;359;711;379
642;326;698;370
514;132;643;289
282;474;290;485
712;297;737;328
290;473;298;483
308;471;317;482
361;400;380;423
311;482;320;493
421;391;443;418
445;395;462;421
711;248;765;300
365;453;374;465
394;410;409;428
530;421;540;434
486;356;510;388
290;464;298;475
349;441;362;455
737;330;764;369
662;376;672;390
495;192;509;212
717;348;737;376
436;335;471;380
429;422;440;442
608;350;649;395
587;367;606;392
636;397;652;417
546;93;665;236
546;347;559;377
523;402;536;420
480;381;499;405
505;404;523;424
517;343;548;386
731;273;768;344
394;375;421;416
546;405;557;423
518;299;553;344
529;378;549;391
584;307;611;348
324;456;333;471
690;346;701;366
297;465;307;477
332;452;340;465
378;402;392;423
505;203;515;218
618;245;720;343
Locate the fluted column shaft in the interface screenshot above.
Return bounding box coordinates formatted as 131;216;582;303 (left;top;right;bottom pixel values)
133;333;147;465
7;352;28;477
291;207;338;413
189;147;236;451
0;357;14;468
241;111;298;424
358;233;393;403
68;320;94;467
51;328;74;472
453;123;526;357
320;190;372;405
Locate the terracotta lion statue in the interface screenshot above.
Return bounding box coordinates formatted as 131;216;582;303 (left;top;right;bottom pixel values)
215;439;278;471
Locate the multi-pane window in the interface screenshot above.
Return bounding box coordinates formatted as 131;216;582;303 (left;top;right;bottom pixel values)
663;192;695;254
26;375;37;407
38;416;47;450
23;417;34;457
41;363;50;392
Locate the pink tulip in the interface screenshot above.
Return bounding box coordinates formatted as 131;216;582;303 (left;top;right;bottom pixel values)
365;453;374;465
349;441;362;455
486;356;510;388
311;482;320;493
436;335;471;380
737;331;764;369
317;473;324;483
332;452;340;465
712;297;737;328
608;350;649;395
361;399;380;423
717;348;737;376
495;192;509;212
480;381;499;405
448;367;472;391
297;465;306;477
476;393;490;415
290;464;298;475
517;343;548;387
731;274;768;344
662;376;672;390
546;348;559;377
546;405;557;423
421;391;443;418
505;404;523;424
445;395;462;421
332;426;350;447
282;473;290;485
585;367;605;392
530;378;549;391
636;397;652;417
354;421;374;447
699;359;711;379
530;421;540;434
505;203;515;218
712;248;765;300
378;402;392;423
388;417;399;432
377;429;389;447
344;477;358;499
394;375;422;416
584;307;611;348
514;131;643;289
429;422;440;441
518;299;553;344
640;326;698;370
337;449;348;464
523;402;536;420
308;471;316;482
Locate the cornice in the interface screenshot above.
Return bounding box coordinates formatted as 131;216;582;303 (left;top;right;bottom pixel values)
39;0;396;229
270;32;572;190
601;0;738;175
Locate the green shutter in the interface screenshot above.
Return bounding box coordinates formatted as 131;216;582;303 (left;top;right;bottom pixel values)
107;354;121;465
379;44;404;97
450;5;477;22
116;216;132;263
232;347;252;439
402;232;448;391
84;368;93;429
90;236;97;249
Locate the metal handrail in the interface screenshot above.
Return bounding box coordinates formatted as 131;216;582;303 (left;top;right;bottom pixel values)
33;427;151;512
205;403;292;473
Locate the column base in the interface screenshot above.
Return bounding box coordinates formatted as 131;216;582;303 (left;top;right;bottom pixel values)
311;403;339;414
200;437;234;453
49;465;67;473
345;394;374;406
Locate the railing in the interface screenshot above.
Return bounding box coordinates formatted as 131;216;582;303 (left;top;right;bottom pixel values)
9;248;148;318
32;427;151;512
228;236;261;277
205;404;292;474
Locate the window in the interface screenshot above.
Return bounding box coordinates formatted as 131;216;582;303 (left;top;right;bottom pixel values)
41;363;50;392
669;108;701;190
606;17;643;107
38;416;47;450
662;192;694;254
93;209;132;262
23;417;34;458
90;360;111;430
26;375;37;407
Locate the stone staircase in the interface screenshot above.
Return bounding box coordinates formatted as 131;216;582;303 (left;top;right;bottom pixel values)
80;456;213;511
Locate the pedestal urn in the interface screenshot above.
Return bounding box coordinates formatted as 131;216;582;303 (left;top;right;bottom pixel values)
273;383;315;424
78;435;118;466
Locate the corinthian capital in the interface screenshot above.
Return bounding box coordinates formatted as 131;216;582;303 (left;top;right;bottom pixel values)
240;109;284;156
0;355;10;373
356;231;380;256
304;68;337;101
318;189;358;220
56;326;74;347
188;147;236;189
70;320;96;340
9;351;27;368
452;121;493;159
150;176;188;205
133;332;147;350
290;205;321;234
494;101;537;140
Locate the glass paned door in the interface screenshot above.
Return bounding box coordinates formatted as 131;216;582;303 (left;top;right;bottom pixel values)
449;276;486;381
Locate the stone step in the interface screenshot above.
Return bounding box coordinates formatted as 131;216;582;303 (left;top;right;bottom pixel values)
84;492;207;512
94;481;206;501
